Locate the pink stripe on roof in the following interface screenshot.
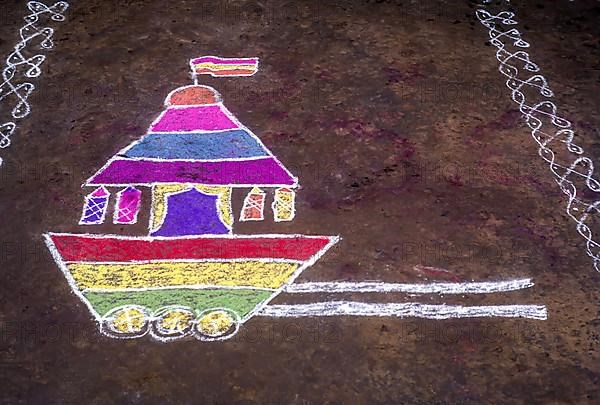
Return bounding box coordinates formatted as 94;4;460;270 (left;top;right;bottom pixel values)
150;105;239;132
191;56;258;65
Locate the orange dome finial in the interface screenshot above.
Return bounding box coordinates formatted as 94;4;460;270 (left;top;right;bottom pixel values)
165;85;222;106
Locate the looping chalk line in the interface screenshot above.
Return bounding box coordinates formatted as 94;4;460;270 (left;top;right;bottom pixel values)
476;8;600;272
0;1;69;167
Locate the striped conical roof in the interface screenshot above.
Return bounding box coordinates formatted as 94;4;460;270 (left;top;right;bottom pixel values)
86;85;297;187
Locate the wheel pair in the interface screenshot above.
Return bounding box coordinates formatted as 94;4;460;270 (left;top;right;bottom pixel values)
100;306;240;341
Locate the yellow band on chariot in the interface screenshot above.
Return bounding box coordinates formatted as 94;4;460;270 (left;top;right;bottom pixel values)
67;261;298;290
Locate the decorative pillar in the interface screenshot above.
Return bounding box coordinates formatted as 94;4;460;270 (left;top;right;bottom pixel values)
79;186;110;225
272;187;295;222
240;187;265;221
113;186;142;224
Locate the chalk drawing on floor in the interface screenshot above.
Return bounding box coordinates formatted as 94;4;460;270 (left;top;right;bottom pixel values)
260;302;548;320
45;233;340;342
113;186;142;225
477;8;600;272
190;56;259;80
44;56;340;342
44;55;546;343
240;187;266;221
285;278;535;294
273;187;296;222
0;1;69;167
79;186;110;225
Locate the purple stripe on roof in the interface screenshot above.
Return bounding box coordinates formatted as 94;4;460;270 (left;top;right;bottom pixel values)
87;158;296;186
191;56;258;65
150;105;238;132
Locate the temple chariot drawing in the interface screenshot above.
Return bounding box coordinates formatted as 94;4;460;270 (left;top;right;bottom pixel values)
44;56;547;343
45;56;339;341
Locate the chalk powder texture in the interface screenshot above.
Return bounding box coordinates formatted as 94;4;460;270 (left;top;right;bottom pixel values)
151;105;239;132
114;186;142;224
45;233;339;341
240;187;266;221
149;184;233;233
44;54;546;343
150;189;230;236
79;187;109;225
190;56;259;77
477;8;600;272
122;130;270;160
0;1;70;166
87;158;296;186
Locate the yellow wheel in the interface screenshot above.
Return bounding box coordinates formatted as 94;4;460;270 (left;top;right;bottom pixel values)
101;305;149;338
194;308;240;341
151;306;195;341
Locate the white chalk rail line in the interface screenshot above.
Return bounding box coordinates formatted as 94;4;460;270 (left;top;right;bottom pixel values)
259;302;548;320
273;279;547;320
0;1;69;167
285;278;534;294
476;8;600;272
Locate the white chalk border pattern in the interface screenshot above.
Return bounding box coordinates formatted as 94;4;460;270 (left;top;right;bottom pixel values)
477;8;600;272
0;1;69;167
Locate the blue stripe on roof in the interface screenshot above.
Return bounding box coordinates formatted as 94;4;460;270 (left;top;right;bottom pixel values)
121;130;270;160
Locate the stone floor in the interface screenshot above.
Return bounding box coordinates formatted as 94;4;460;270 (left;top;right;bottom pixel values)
0;0;599;403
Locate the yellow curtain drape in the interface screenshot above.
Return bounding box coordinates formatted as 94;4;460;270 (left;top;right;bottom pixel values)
149;184;233;233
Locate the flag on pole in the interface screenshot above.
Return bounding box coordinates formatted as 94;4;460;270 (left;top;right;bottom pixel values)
190;56;259;77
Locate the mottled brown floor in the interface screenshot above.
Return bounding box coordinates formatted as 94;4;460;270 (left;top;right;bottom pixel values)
0;0;599;403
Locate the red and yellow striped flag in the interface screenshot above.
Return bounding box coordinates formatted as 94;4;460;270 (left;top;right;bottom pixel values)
190;56;259;77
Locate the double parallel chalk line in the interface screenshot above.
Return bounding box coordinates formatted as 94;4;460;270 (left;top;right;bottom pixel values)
260;301;548;320
284;278;534;294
